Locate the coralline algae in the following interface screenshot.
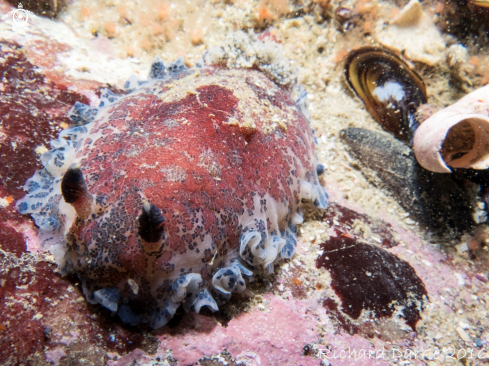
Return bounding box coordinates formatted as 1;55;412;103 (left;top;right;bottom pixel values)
16;33;328;328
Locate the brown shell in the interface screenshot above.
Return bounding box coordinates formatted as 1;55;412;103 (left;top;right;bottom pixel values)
344;46;428;143
470;0;489;9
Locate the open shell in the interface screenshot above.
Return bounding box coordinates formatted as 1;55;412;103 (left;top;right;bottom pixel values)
413;84;489;173
344;46;427;143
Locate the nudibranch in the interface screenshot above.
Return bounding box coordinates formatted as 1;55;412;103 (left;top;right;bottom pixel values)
16;33;328;328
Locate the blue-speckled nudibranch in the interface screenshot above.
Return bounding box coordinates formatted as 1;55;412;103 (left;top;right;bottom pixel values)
16;33;328;328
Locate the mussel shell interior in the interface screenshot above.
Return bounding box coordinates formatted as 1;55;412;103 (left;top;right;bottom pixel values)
344;46;428;143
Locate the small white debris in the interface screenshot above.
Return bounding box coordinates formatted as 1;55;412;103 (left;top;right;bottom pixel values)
127;279;139;295
44;255;56;263
35;145;48;155
454;273;465;286
371;235;382;244
456;326;472;342
456;242;469;254
421;259;432;266
459;321;470;329
0;197;11;208
33;313;43;321
325;142;335;150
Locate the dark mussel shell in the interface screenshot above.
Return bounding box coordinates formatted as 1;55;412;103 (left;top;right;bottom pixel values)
339;127;474;237
344;46;428;143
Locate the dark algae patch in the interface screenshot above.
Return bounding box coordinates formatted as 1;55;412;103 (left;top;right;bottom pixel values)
316;235;428;330
323;202;399;248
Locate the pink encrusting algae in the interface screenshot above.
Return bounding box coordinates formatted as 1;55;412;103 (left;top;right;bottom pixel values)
15;33;328;329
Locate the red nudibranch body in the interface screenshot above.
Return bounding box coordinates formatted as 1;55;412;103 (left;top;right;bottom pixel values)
16;33;328;328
